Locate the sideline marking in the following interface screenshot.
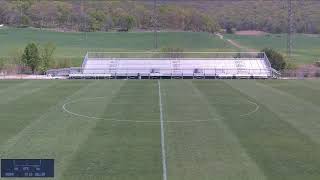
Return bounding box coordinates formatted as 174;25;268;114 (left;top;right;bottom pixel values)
158;80;168;180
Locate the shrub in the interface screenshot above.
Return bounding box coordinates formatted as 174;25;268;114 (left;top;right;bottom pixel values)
39;42;56;73
262;48;286;71
285;62;298;70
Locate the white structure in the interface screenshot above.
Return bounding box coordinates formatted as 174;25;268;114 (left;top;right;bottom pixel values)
69;52;275;79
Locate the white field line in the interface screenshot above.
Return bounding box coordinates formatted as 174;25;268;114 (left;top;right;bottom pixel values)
62;96;211;123
240;100;260;117
158;80;168;180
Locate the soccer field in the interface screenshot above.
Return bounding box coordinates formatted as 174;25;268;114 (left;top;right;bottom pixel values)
1;80;320;180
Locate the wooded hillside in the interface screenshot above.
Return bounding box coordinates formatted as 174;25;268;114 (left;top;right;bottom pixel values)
0;0;319;34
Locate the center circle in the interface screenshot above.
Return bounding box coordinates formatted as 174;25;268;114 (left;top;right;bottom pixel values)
62;97;259;123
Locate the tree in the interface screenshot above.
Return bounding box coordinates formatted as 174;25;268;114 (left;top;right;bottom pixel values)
118;15;135;31
262;48;286;71
88;10;106;31
225;24;234;34
21;43;40;73
20;15;30;27
111;7;136;31
56;2;71;29
40;42;56;73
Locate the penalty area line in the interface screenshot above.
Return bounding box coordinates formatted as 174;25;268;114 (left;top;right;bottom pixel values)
158;80;168;180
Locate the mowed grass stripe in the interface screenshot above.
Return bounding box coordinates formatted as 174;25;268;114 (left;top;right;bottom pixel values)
162;80;266;180
1;81;124;180
199;80;320;180
226;80;320;145
61;81;162;180
0;80;58;104
0;80;33;94
261;80;320;106
0;80;96;155
0;80;91;147
0;80;27;90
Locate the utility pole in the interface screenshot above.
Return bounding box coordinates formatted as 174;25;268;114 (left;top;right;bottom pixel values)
287;0;293;57
153;0;158;49
81;0;87;40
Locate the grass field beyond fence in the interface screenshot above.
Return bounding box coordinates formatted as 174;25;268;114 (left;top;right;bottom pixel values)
0;28;235;67
225;34;320;65
1;80;320;180
1;28;320;67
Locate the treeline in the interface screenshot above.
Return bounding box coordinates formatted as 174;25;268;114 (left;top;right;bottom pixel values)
0;0;320;34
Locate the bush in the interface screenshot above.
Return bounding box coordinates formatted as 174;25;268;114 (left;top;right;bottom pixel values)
88;10;106;31
39;42;56;73
285;62;298;70
262;48;286;71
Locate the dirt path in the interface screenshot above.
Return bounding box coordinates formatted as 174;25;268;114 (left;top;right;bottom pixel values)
216;33;257;51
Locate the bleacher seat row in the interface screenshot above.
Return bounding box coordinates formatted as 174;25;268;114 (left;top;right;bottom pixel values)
72;57;272;78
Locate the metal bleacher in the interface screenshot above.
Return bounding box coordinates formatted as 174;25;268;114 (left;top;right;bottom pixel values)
69;52;276;79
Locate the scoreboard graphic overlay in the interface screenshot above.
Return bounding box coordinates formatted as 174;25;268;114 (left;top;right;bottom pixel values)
1;159;54;178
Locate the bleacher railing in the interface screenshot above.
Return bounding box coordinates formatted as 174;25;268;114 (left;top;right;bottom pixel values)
86;52;266;59
70;68;271;77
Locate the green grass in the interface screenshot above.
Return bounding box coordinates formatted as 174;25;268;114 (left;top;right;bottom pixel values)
225;34;320;65
0;28;234;66
1;28;318;66
1;79;320;180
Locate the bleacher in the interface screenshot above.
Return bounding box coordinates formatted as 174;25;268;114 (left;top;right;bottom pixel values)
69;52;274;79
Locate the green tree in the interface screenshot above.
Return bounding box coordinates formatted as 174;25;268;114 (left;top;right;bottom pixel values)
20;15;30;27
40;42;56;73
21;43;40;73
118;15;135;31
88;10;106;31
262;48;286;71
56;2;71;27
201;15;220;33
